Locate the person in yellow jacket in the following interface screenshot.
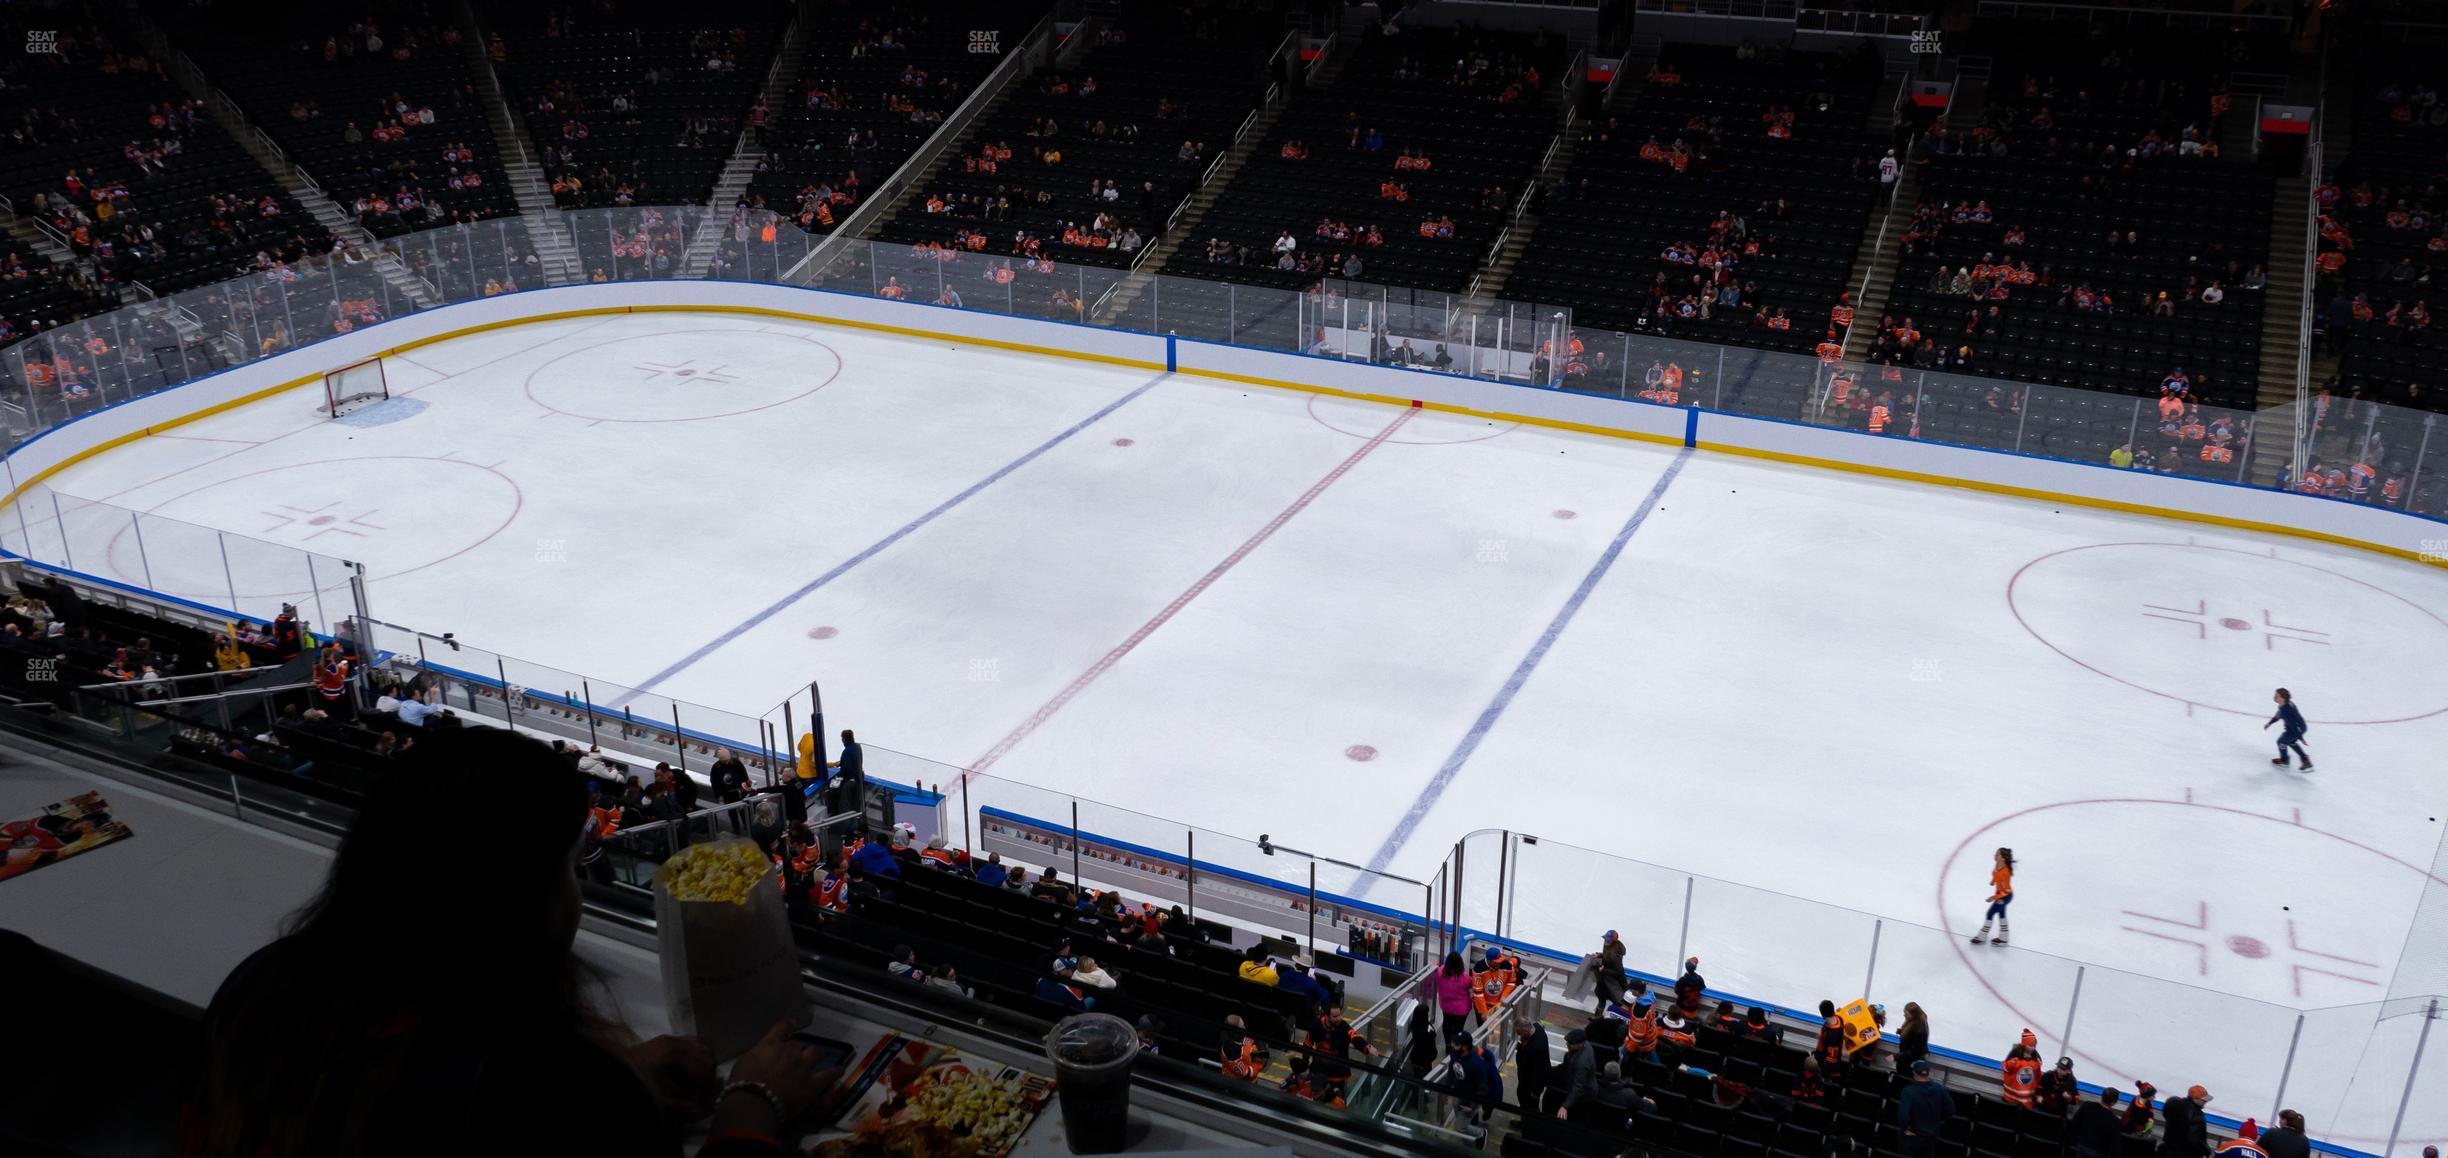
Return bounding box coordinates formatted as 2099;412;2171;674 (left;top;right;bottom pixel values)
795;732;819;781
1237;944;1279;986
213;628;252;672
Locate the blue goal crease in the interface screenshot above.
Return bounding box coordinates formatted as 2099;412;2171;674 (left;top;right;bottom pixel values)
1360;446;1694;880
615;370;1172;703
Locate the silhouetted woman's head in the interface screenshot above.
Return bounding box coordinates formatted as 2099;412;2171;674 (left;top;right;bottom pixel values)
190;727;600;1158
289;726;590;991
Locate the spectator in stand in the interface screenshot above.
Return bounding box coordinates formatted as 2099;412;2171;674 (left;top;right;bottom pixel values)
2003;1029;2043;1107
2125;1082;2159;1135
1591;930;1629;1013
1034;959;1091;1011
1898;1060;1956;1158
637;775;680;824
710;747;750;805
1276;952;1333;1013
1435;950;1474;1044
1237;943;1279;986
973;851;1009;888
2258;1110;2310;1158
1513;1019;1554;1115
2073;1089;2126;1158
849;831;901;881
831;729;864;810
1554;1027;1595;1118
1674;956;1706;1015
1742;1005;1783;1045
2162;1085;2213;1158
1893;1002;1929;1078
658;763;698;815
1442;1033;1498;1130
2039;1055;2081;1113
185;729;838;1157
1071;955;1119;991
1030;867;1072;905
924;964;971;1000
1218;1014;1264;1080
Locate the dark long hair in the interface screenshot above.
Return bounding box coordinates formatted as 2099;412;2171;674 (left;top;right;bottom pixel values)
188;728;601;1158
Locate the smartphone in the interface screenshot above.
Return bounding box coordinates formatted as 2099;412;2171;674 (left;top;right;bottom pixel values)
790;1031;855;1072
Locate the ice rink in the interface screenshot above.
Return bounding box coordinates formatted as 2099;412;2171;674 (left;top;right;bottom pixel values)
32;310;2448;1148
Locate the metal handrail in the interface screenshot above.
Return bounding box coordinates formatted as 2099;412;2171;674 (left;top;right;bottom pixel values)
90;679;314;708
784;11;1058;284
1837;66;1927;356
76;666;280;692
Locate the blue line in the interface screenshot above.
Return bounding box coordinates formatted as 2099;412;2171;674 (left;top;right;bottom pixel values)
1361;446;1695;876
620;372;1170;700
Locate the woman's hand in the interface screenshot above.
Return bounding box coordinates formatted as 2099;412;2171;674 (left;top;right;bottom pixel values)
627;1033;718;1120
718;1020;845;1131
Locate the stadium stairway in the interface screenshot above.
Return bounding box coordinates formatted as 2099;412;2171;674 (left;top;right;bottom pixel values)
1;213;85;287
1090;36;1350;327
459;0;582;286
1839;157;1919;363
1463;122;1577;304
680;11;813;279
120;5;439;310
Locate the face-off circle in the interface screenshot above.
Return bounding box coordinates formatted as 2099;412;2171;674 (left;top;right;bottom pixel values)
1941;799;2448;1145
2007;542;2448;723
101;456;522;600
524;328;843;423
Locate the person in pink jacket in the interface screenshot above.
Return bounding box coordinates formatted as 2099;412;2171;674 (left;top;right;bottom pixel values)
1435;950;1474;1045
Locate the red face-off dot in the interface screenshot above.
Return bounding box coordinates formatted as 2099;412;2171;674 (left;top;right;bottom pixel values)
2220;617;2251;631
1112;438;1135;447
2226;935;2271;959
1344;745;1378;762
807;626;838;640
1552;510;1578;520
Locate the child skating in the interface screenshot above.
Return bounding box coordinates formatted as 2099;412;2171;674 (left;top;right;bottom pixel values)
1972;847;2014;945
2264;688;2314;772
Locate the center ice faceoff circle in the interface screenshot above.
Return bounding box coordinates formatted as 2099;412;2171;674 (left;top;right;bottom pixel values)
523;328;844;422
2008;542;2448;723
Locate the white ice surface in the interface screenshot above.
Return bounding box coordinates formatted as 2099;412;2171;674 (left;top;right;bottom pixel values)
37;312;2448;1152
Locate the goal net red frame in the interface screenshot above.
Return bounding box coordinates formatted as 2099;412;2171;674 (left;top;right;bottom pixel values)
324;356;390;416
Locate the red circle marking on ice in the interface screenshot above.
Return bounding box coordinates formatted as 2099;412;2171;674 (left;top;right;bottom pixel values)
2005;541;2448;725
1113;438;1135;447
1553;509;1578;520
1344;745;1378;762
2220;617;2251;631
2227;935;2271;959
1940;798;2448;1144
807;626;839;640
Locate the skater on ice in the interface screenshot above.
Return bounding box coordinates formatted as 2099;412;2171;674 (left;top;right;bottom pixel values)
2264;688;2313;772
1972;847;2014;945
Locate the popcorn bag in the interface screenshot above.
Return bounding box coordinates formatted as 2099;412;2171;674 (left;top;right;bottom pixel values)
653;838;809;1058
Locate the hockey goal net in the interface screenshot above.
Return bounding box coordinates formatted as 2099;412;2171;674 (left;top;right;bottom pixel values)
323;357;390;417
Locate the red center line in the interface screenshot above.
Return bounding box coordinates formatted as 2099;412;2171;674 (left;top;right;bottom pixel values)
961;405;1421;782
